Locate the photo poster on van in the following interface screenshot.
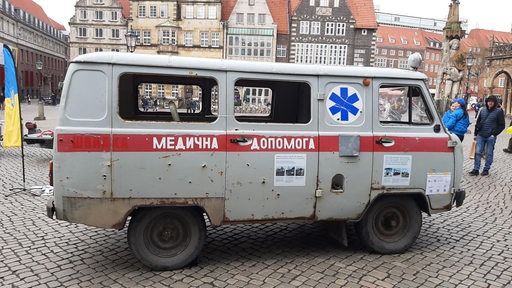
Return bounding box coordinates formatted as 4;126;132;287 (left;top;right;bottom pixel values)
425;173;451;195
325;85;362;124
274;154;306;186
382;155;412;186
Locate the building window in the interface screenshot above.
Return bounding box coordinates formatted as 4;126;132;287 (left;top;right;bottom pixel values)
398;50;404;56
78;27;87;37
111;29;120;39
144;84;152;97
160;5;168;18
111;49;120;52
138;5;146;17
335;23;346;35
80;10;87;20
200;32;209;47
236;13;244;24
320;0;328;6
94;28;103;38
162;30;170;44
149;6;157;17
425;52;430;60
79;47;87;55
310;0;315;5
227;35;273;60
401;37;408;44
111;11;118;21
258;14;266;25
399;59;408;69
185;6;193;18
171;30;177;45
295;43;348;65
325;22;335;35
499;77;505;88
94;0;104;3
211;32;220;47
171;85;179;98
158;84;165;97
95;48;103;52
184;32;193;46
143;31;151;45
311;22;321;35
381;49;387;55
197;6;205;19
249;0;255;5
362;29;367;35
247;13;255;25
94;10;104;20
277;45;287;57
300;21;309;34
375;58;387;67
208;6;217;19
390;50;395;56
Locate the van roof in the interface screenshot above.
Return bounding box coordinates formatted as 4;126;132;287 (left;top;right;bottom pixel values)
72;52;427;80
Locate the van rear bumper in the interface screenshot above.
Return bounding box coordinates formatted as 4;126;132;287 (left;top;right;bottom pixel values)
453;189;465;207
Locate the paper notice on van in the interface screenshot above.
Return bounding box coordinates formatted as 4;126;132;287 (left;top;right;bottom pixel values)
425;173;451;195
274;154;306;186
382;155;412;186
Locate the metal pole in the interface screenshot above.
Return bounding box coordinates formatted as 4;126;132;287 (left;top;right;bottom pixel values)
34;66;46;120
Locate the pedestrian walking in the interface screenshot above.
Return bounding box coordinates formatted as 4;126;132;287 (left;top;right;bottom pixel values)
442;98;470;142
469;95;506;176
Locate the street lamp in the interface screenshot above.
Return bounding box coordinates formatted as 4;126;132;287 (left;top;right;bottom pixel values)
34;60;45;120
464;51;476;104
125;26;137;53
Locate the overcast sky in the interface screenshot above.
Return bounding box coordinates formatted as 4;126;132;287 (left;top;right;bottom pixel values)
33;0;512;33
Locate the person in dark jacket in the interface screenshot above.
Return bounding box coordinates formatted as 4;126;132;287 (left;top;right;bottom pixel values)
469;95;506;176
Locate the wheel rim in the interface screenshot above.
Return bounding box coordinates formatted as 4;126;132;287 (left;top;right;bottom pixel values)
374;206;408;241
144;214;191;257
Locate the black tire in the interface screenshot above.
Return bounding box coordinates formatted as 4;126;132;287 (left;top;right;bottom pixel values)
128;207;206;270
356;196;422;254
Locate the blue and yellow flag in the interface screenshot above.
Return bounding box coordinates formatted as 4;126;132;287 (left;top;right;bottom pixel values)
2;45;22;148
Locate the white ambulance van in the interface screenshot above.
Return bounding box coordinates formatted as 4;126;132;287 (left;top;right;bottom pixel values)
47;52;465;270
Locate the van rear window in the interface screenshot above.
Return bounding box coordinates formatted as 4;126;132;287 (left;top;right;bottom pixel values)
118;73;218;123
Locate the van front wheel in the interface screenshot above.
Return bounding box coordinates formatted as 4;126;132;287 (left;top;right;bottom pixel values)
128;207;206;270
356;197;421;254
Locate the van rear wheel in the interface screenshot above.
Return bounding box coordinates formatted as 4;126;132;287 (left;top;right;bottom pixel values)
356;197;421;254
128;207;206;270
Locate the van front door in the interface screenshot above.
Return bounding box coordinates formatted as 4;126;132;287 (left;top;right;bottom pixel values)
372;81;455;207
224;73;318;222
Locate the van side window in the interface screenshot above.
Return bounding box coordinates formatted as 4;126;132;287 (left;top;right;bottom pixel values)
378;85;432;125
118;73;218;122
234;79;311;124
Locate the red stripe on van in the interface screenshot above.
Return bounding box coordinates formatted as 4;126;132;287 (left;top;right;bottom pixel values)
56;134;453;153
57;134;111;152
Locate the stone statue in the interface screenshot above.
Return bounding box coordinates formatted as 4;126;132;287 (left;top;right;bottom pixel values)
437;38;465;100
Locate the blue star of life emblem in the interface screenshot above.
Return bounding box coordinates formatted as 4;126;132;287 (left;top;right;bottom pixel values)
326;85;362;123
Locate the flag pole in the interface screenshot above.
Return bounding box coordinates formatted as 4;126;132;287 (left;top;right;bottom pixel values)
3;45;27;196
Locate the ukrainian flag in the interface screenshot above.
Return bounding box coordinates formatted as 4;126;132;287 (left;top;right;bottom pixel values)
2;45;22;148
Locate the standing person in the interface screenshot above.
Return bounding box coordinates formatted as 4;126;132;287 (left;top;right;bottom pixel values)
503;119;512;153
442;98;470;142
469;95;506;176
153;98;158;111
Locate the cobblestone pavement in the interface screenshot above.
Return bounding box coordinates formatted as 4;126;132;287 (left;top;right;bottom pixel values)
1;106;511;287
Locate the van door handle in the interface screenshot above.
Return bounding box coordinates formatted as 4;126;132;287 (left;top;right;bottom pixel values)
230;137;249;143
376;138;394;146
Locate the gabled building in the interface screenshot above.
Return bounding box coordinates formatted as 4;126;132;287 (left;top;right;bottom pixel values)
178;0;223;58
375;26;443;92
461;29;512;111
1;0;68;100
129;0;179;55
69;0;130;59
289;0;377;66
222;0;278;62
